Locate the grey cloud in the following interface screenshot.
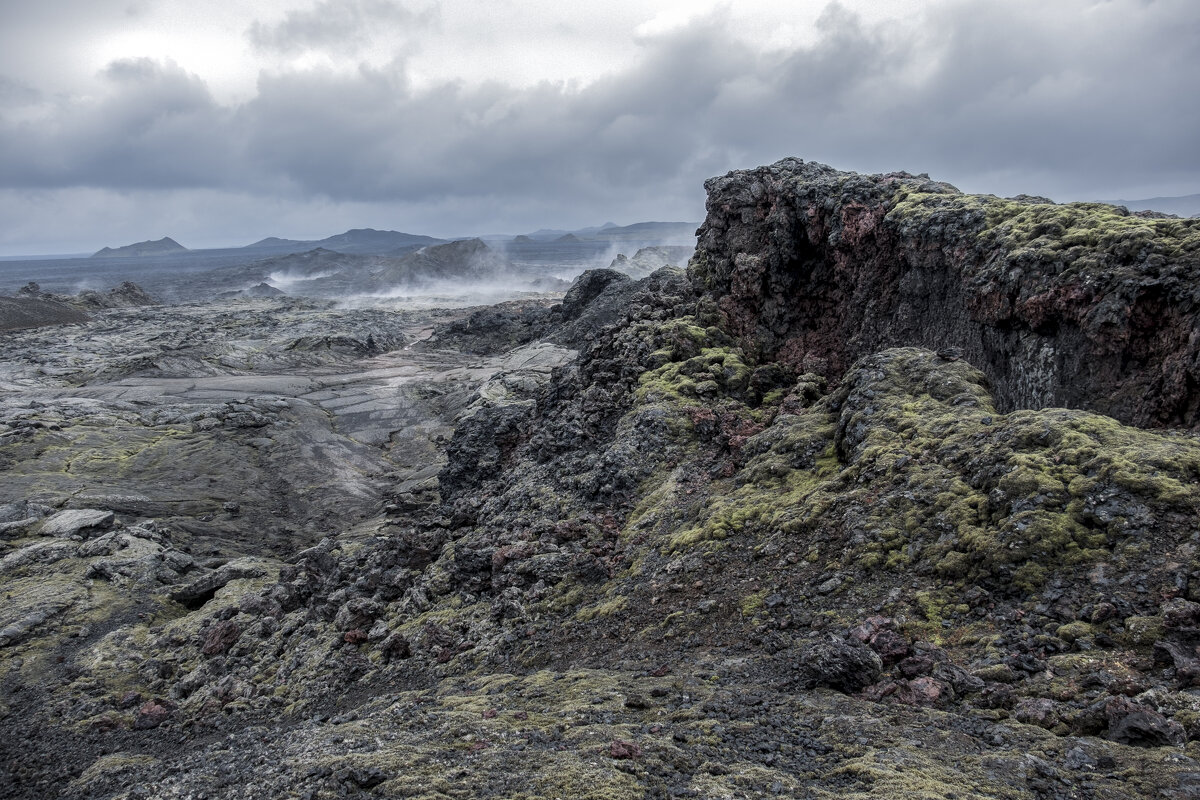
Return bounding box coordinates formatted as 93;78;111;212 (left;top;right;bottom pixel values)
0;58;238;190
1;0;1197;238
241;0;1196;204
247;0;437;55
0;74;42;108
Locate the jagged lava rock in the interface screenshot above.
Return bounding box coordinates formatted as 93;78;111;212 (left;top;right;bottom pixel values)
693;158;1200;428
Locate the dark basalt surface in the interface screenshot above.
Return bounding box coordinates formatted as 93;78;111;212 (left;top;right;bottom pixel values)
2;163;1200;799
0;296;89;331
694;158;1200;428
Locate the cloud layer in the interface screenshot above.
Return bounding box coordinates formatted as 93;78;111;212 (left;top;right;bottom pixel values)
0;0;1197;252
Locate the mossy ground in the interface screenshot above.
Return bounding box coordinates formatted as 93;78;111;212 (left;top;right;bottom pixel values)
887;185;1200;303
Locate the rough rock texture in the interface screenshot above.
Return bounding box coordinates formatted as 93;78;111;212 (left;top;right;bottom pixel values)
0;295;89;331
425;267;644;355
15;281;156;313
694;158;1200;428
4;168;1200;799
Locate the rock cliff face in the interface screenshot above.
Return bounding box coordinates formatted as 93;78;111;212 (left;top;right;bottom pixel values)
693;158;1200;428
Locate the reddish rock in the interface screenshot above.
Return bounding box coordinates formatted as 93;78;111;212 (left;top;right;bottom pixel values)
850;617;910;664
868;630;910;664
609;739;642;760
343;628;368;645
898;655;937;679
201;620;242;656
894;677;950;707
133;700;172;730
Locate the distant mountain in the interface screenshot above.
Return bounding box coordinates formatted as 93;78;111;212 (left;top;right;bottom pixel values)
243;229;444;256
318;228;444;254
92;237;188;258
245;236;305;249
1114;193;1200;218
371;239;512;287
590;221;699;242
517;221;695;242
230;239;516;296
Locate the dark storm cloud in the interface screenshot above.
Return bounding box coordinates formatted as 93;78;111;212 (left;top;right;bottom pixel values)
1;0;1197;219
0;58;237;189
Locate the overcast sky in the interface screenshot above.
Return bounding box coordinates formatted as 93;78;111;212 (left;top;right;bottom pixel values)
0;0;1196;254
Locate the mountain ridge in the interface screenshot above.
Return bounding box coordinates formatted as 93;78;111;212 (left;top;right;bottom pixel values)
91;236;188;258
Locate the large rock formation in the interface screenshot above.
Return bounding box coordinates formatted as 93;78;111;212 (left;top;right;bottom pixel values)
693;158;1200;428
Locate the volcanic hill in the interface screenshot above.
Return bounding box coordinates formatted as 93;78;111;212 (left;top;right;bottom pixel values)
92;237;189;259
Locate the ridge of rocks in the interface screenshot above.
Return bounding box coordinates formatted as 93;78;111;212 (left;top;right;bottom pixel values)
694;158;1200;428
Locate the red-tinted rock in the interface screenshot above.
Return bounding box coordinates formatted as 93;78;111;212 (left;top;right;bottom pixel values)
895;677;950;707
133;700;172;730
609;739;642;760
867;630;910;664
201;620;242;656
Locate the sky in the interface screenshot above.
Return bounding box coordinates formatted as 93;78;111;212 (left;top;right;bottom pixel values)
0;0;1197;254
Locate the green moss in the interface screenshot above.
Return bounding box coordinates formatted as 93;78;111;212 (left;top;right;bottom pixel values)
888;186;1200;272
68;753;159;793
574;595;628;622
545;584;587;614
740;590;767;617
1054;621;1095;644
1122;615;1165;646
635;346;753;409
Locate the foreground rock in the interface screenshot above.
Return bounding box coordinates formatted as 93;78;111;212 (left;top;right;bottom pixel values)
695;158;1200;428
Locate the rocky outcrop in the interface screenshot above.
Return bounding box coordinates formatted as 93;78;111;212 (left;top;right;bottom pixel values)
69;281;157;310
694;158;1200;428
608;245;695;279
15;281;156;312
0;295;88;331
